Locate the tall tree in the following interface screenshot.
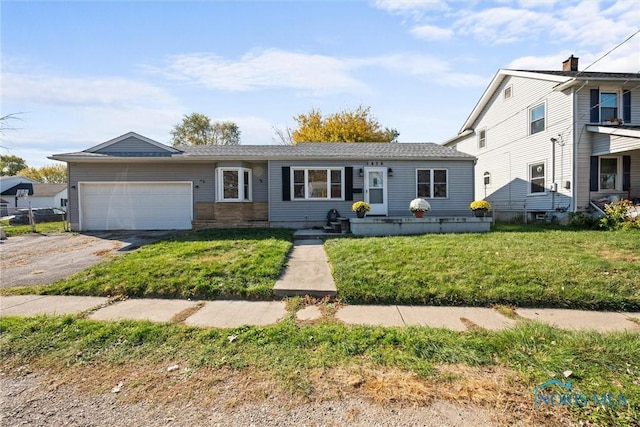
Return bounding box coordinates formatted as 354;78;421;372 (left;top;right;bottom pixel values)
291;105;399;144
18;164;67;183
171;113;241;146
0;154;27;176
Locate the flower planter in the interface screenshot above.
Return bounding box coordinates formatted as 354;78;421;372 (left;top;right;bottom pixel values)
414;211;424;218
356;211;366;218
473;209;487;217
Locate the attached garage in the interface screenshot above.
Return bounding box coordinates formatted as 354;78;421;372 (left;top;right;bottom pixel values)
79;182;193;231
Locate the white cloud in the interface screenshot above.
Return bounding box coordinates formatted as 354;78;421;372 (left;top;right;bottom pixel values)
455;7;553;45
2;72;176;107
373;0;449;13
156;49;369;95
410;24;454;41
361;53;487;87
153;49;486;95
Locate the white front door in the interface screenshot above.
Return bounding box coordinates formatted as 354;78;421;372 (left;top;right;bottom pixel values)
364;167;387;215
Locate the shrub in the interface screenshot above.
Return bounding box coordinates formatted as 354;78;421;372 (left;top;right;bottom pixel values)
599;200;639;230
568;212;600;229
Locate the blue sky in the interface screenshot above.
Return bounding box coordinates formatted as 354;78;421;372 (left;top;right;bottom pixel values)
2;0;639;168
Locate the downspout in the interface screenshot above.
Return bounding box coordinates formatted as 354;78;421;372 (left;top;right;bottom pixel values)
572;86;579;212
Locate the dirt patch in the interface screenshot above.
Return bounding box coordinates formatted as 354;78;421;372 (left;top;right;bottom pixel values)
1;362;576;427
0;231;177;288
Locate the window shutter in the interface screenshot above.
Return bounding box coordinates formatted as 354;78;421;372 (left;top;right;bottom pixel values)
345;167;353;201
623;90;631;123
589;156;599;192
622;155;631;192
590;89;600;123
282;167;290;201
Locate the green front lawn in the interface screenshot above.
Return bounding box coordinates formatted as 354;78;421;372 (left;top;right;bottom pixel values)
6;224;640;310
325;226;640;310
18;228;293;300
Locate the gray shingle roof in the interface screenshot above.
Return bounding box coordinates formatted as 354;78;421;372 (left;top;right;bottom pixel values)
182;142;473;160
52;142;475;161
516;70;640;80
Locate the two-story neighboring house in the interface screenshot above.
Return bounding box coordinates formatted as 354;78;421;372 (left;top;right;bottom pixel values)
444;56;640;221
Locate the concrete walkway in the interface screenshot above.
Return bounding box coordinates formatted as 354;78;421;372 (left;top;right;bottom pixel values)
272;239;337;298
2;295;639;333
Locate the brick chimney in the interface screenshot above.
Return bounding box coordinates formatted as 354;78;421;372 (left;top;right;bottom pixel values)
562;55;579;72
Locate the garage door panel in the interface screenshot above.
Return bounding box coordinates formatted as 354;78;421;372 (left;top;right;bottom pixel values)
79;182;193;231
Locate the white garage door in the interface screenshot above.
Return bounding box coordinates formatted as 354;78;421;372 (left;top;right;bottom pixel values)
79;182;193;231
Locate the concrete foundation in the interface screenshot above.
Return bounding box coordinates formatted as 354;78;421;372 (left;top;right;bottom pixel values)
350;216;491;236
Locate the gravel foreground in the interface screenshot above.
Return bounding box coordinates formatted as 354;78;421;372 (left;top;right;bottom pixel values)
1;374;497;427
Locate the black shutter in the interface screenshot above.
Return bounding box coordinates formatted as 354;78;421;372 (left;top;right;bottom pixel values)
590;89;600;123
589;156;599;192
345;166;353;201
282;167;290;201
622;155;631;192
623;90;631;123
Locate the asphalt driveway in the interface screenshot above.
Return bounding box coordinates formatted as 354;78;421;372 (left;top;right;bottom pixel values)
0;231;177;288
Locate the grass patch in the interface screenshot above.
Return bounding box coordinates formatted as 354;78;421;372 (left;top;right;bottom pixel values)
11;228;293;300
0;220;67;235
325;227;640;310
1;315;638;426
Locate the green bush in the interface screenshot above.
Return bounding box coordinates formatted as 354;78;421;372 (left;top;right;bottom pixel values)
567;212;599;229
600;200;639;230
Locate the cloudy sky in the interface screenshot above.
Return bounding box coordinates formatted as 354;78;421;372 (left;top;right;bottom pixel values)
2;0;639;168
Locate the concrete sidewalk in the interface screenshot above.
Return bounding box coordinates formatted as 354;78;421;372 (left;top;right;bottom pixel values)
272;239;337;298
2;295;639;333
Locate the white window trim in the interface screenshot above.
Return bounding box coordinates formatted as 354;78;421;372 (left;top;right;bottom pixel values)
415;168;449;199
478;128;487;149
529;102;546;135
504;85;513;100
291;167;345;200
599;156;622;192
527;161;547;196
216;167;252;202
599;89;622;124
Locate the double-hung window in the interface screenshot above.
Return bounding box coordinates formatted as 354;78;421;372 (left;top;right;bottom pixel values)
216;167;252;201
600;92;618;122
478;129;486;149
416;169;448;198
292;167;344;200
530;103;545;134
529;162;546;194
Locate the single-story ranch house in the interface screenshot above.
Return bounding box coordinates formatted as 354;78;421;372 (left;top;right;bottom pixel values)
49;132;477;232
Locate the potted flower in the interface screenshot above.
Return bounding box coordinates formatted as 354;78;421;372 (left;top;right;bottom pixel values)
409;198;431;218
470;200;492;217
352;201;370;218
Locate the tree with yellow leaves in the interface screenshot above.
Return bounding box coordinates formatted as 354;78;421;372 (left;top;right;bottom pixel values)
289;106;398;144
